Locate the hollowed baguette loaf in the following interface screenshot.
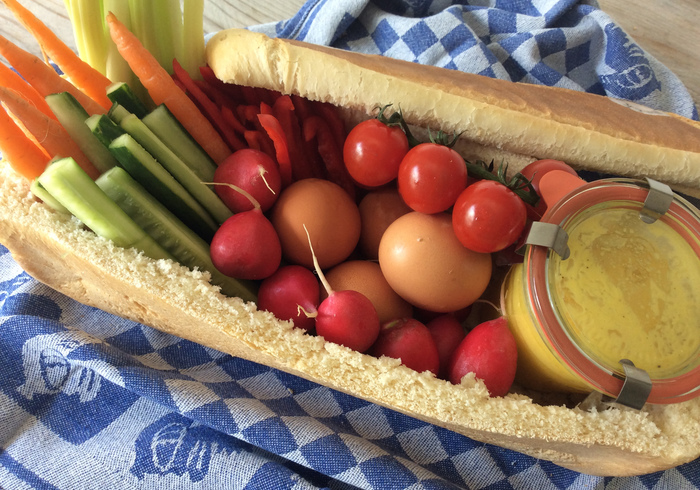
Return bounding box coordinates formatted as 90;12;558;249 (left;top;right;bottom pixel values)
208;29;700;199
2;28;700;477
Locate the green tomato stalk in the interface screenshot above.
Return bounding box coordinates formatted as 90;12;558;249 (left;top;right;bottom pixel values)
376;103;541;207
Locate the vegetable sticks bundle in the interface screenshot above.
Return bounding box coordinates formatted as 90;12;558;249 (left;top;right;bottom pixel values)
62;0;205;81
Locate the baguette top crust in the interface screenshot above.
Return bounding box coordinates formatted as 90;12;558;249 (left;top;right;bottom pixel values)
207;29;700;195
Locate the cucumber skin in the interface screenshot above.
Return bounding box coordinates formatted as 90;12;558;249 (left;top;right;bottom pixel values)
37;157;173;262
96;167;257;301
107;134;218;242
45;92;118;174
119;113;233;225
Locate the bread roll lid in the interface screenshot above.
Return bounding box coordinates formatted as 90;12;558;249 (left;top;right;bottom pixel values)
207;29;700;196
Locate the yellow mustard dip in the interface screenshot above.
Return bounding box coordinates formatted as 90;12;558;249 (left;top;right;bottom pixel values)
502;205;700;394
502;264;591;393
551;207;700;378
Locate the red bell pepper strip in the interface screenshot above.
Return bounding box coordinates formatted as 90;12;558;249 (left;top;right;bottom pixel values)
244;130;276;160
258;112;293;187
303;115;355;199
200;65;245;103
221;105;247;134
172;59;244;152
312;101;346;150
272;95;321;180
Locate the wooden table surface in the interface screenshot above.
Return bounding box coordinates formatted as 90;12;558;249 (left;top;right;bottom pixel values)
1;0;698;107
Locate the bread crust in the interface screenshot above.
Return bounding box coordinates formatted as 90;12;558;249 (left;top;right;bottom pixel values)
2;158;700;476
2;28;700;476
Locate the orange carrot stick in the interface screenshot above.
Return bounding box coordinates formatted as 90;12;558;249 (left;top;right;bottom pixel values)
0;34;106;116
0;61;57;120
0;86;101;179
0;0;113;111
0;102;51;179
105;12;232;165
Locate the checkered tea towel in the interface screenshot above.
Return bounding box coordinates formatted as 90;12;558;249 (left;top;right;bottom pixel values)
2;1;699;489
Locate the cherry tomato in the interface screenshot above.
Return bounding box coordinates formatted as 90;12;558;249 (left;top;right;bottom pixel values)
452;180;527;253
519;159;577;215
343;119;409;188
397;143;468;214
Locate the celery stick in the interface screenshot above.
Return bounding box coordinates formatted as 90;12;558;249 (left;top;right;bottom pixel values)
153;0;182;73
103;0;136;84
38;157;174;262
182;0;205;78
76;0;109;75
96;167;256;301
128;0;159;69
63;0;88;64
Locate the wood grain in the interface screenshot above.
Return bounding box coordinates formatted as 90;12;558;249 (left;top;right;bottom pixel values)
0;0;697;105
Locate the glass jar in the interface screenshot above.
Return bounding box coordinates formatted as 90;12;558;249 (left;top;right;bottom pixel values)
501;178;700;404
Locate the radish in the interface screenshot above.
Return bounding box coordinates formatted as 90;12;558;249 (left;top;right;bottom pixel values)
214;148;282;213
426;314;466;379
448;317;517;397
258;265;320;332
210;184;281;280
302;225;380;352
369;318;440;375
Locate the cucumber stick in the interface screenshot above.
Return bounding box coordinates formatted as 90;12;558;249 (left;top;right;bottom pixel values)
119;113;233;224
86;113;126;147
107;134;218;241
96;167;256;301
109;103;131;124
106;82;148;118
37;157;173;262
30;178;69;214
45;92;118;174
142;104;217;182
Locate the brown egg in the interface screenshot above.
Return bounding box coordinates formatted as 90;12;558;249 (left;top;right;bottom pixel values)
358;187;412;259
378;212;492;312
323;260;413;324
270;178;361;269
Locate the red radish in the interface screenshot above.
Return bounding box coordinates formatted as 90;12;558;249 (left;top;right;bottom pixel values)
257;265;320;332
369;318;440;375
303;225;380;352
210;184;281;280
413;305;472;324
448;317;517;397
214;148;282;213
426;314;466;379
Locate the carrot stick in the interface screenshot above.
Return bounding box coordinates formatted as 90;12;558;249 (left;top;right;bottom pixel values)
0;86;101;179
0;0;113;111
0;34;106;116
105;12;232;164
0;61;56;120
0;103;51;179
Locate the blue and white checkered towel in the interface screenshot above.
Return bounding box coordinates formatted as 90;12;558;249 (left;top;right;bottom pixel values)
2;1;699;489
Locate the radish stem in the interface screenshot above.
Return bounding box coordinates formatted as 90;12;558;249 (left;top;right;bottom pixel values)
303;223;333;295
205;182;260;210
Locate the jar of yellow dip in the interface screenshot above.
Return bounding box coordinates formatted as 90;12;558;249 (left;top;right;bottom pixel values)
501;178;700;404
